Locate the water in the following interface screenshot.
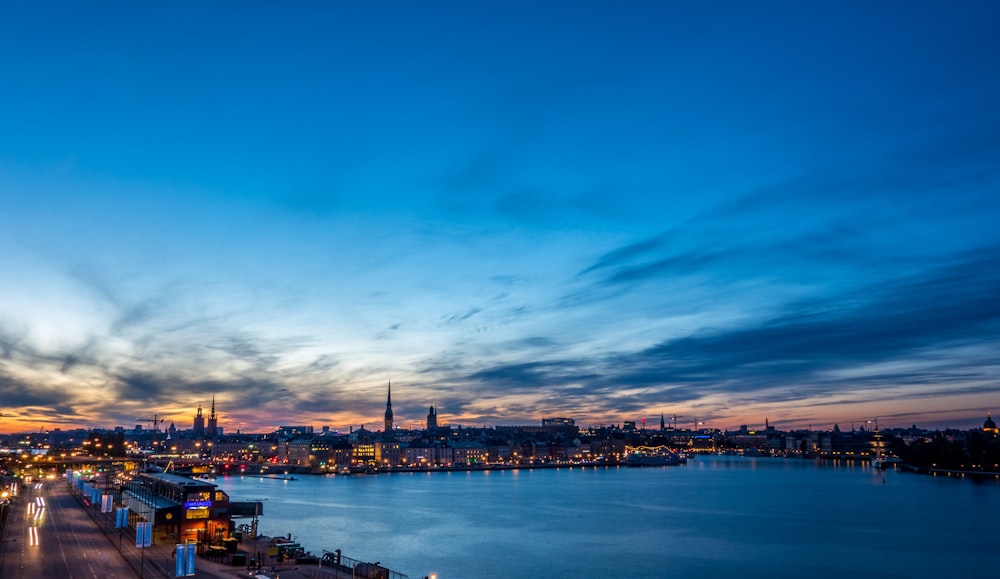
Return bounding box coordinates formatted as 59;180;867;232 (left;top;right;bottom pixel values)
215;457;1000;578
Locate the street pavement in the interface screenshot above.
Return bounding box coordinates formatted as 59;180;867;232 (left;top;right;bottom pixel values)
0;478;137;578
0;477;361;579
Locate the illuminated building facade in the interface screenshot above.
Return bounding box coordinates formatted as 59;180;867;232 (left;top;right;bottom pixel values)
123;472;230;545
985;412;998;436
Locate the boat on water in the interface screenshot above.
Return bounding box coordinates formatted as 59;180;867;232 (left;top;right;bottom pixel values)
625;450;682;466
872;456;903;469
869;417;902;469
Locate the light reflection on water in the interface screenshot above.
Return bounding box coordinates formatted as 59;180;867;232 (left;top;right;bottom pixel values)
215;457;999;578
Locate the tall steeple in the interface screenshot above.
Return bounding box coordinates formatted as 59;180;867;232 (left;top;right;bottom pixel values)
207;395;218;437
660;412;666;431
384;381;394;433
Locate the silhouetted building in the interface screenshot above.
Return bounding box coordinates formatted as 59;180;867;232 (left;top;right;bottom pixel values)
427;406;438;431
384;382;394;433
207;395;218;437
985;412;998;436
193;406;205;437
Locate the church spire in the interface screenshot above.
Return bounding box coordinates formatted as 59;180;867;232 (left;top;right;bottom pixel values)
207;394;218;437
384;381;394;433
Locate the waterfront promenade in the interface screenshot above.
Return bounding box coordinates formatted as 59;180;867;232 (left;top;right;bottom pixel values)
0;477;364;579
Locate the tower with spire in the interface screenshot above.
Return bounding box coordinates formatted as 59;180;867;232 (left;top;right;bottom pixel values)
384;381;394;433
427;406;438;431
207;395;218;437
193;405;205;437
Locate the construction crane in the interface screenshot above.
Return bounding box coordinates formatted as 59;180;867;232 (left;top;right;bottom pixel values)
670;415;684;430
137;414;164;450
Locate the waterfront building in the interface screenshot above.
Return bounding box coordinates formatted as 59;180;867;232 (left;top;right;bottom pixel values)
287;438;309;465
819;425;869;456
450;440;488;465
160;439;206;457
375;441;401;467
732;432;768;450
690;434;717;452
348;439;404;468
352;441;376;465
564;443;591;462
402;443;452;467
329;440;354;468
123;472;230;545
488;444;512;463
272;438;289;463
287;437;332;466
589;436;626;461
781;426;873;457
210;441;255;462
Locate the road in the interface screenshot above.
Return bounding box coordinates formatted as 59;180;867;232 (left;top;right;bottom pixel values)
0;478;138;579
0;476;359;579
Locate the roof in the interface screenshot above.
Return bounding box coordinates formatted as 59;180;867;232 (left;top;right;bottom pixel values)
140;472;217;489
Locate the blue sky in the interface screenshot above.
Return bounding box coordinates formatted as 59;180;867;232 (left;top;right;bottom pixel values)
2;2;999;433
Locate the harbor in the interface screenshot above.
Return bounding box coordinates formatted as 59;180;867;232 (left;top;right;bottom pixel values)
213;455;1000;578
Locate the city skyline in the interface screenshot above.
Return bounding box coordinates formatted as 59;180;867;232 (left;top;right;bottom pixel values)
2;2;1000;434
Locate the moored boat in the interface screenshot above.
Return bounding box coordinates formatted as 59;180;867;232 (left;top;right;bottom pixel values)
626;450;681;466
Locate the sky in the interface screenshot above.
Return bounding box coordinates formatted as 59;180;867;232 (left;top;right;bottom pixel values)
1;2;999;434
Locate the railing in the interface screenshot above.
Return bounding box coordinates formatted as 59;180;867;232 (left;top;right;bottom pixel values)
321;548;410;579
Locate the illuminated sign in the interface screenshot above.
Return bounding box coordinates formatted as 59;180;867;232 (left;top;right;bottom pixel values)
184;500;212;509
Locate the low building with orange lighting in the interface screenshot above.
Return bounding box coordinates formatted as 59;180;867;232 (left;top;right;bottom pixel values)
123;472;231;546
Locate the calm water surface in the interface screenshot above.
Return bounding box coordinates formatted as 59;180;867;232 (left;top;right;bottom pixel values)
215;457;999;578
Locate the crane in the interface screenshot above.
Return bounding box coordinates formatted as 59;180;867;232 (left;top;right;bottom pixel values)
137;414;164;432
670;415;684;430
137;414;164;450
